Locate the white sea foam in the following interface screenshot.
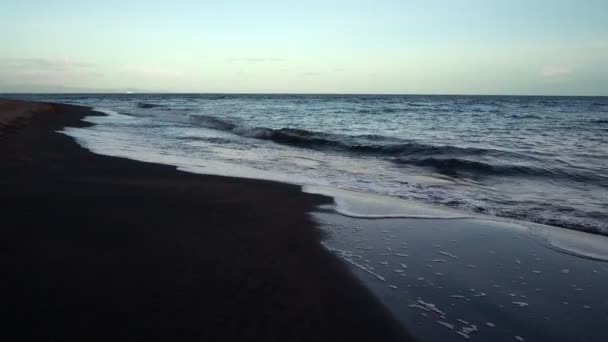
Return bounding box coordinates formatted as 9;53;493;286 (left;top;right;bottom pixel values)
437;321;455;330
512;302;529;307
528;222;608;262
302;186;474;220
439;251;459;260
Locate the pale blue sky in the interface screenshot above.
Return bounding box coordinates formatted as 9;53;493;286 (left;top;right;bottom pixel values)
1;0;607;94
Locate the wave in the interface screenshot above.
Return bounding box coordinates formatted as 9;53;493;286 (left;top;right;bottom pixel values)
394;157;540;178
136;102;165;109
188;114;517;157
590;102;608;107
511;114;542;119
187;114;607;186
394;157;608;185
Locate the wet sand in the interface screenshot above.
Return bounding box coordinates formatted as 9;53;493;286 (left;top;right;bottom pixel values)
312;188;608;342
0;99;411;341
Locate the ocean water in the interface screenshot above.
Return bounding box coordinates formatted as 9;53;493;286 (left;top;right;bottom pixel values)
7;94;608;235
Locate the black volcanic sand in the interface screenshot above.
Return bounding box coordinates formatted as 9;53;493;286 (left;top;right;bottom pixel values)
0;100;412;341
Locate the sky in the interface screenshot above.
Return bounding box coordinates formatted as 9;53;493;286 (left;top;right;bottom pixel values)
1;0;607;95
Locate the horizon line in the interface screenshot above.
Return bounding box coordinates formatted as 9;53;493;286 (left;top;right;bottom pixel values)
2;92;607;98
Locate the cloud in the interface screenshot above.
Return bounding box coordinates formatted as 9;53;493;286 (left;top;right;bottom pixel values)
0;57;99;85
1;57;95;69
541;65;572;78
225;57;287;63
19;69;102;81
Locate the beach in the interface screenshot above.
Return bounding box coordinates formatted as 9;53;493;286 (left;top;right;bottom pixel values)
3;98;608;342
0;99;411;341
4;1;607;340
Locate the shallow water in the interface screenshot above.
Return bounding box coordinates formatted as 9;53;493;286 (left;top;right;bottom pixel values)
312;206;608;341
5;93;608;234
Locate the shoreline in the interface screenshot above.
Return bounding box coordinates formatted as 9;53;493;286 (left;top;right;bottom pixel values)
5;94;606;237
0;99;412;341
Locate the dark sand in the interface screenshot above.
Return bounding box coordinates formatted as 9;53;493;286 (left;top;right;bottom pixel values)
0;100;412;341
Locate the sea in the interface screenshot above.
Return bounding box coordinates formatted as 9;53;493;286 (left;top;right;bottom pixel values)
7;94;608;235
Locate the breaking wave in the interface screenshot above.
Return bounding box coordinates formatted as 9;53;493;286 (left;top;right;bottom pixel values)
188;114;607;185
136;102;166;109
